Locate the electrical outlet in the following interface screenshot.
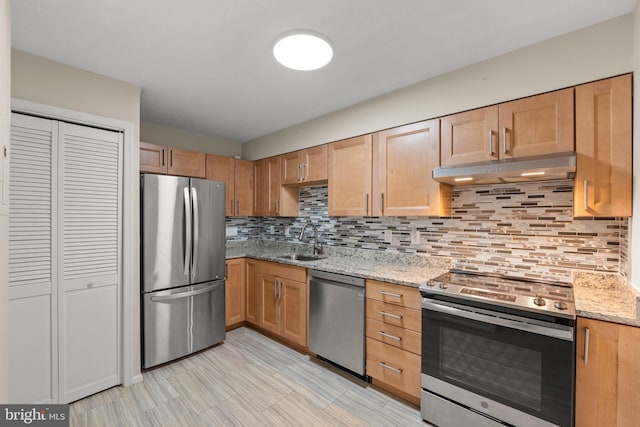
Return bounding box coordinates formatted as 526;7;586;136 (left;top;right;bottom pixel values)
411;228;420;244
384;229;393;243
270;225;275;233
285;226;290;237
226;226;238;237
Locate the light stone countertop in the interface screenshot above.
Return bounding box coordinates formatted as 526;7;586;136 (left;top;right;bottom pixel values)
226;240;452;288
573;271;640;327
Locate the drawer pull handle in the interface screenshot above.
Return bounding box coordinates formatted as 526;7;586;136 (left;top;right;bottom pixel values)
379;311;402;320
378;331;401;341
584;327;590;365
379;362;402;374
379;290;402;298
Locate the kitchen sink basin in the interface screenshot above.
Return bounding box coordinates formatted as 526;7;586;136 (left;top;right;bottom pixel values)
277;254;326;262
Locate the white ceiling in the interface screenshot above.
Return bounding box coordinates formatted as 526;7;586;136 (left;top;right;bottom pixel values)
11;0;638;143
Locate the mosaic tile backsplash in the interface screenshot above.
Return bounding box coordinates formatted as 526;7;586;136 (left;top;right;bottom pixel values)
226;180;628;282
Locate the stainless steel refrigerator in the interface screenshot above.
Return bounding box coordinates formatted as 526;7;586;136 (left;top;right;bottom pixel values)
141;173;226;369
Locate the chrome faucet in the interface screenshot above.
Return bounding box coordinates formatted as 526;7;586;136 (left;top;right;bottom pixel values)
298;221;323;255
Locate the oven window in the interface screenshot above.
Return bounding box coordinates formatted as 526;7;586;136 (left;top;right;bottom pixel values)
440;327;542;411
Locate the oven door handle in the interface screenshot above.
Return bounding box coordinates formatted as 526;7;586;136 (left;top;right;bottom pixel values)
422;300;574;341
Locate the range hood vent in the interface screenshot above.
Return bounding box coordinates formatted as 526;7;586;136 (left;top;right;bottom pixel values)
433;152;576;186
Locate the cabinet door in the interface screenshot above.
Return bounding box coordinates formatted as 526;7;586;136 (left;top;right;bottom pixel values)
206;154;235;216
257;273;279;334
301;145;328;183
499;88;574;158
254;156;280;216
328;135;373;216
574;74;632;217
245;259;259;324
373;120;448;216
140;141;168;174
280;278;308;347
576;317;640;427
440;106;499;166
167;147;206;178
234;159;254;216
225;259;245;326
281;151;301;185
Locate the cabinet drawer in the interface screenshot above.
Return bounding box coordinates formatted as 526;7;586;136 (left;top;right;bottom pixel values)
366;337;421;398
366;280;421;309
366;299;421;332
259;260;306;283
366;318;421;355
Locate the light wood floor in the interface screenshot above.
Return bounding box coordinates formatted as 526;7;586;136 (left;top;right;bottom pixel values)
70;327;426;426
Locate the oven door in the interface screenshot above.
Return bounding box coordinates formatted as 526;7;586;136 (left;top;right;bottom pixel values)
421;298;575;427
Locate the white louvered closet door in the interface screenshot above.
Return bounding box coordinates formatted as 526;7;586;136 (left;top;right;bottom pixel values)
58;122;123;403
8;113;58;404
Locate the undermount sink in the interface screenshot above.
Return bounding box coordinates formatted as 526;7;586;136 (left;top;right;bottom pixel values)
277;254;326;262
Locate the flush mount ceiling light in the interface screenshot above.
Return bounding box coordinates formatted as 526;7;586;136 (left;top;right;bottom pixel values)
273;30;333;71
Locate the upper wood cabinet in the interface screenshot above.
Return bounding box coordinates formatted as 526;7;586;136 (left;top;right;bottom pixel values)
574;74;632;217
440;88;574;165
140;142;206;178
328;135;373;216
282;145;328;185
225;258;245;327
206;154;254;216
254;156;281;216
575;317;640;427
373;120;450;217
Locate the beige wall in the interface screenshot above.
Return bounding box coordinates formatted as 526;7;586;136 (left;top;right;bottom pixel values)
141;121;241;158
11;49;144;378
0;0;9;403
632;3;640;290
242;14;633;160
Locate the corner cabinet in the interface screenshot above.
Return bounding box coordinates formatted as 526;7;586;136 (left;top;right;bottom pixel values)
255;261;308;347
206;154;254;216
440;88;574;166
575;317;640;427
574;74;632;217
373;120;450;216
328;135;373;216
8;113;122;404
140;142;205;178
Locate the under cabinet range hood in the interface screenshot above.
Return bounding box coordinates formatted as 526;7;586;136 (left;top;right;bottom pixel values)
432;152;576;185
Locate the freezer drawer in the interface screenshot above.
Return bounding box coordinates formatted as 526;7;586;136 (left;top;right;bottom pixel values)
142;280;225;368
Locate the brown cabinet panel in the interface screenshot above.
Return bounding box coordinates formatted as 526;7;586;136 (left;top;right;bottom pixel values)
373;120;448;216
574;74;632;217
254;156;281;216
225;259;245;326
281;151;301;185
328;135;373;216
259;261;306;283
257;274;279;334
234;159;254;216
140;142;168;174
366;299;421;332
575;317;640;427
366;337;421;399
167;147;206;178
301;145;328;183
366;280;421;310
245;259;259;324
280;278;308;347
499;88;574;159
206;154;235;216
440;106;499;166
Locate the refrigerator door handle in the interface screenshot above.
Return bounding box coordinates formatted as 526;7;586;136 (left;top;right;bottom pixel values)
191;185;199;280
183;187;192;275
150;281;223;302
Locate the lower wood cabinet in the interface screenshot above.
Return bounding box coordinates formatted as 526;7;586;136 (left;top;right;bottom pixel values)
365;279;421;404
254;261;308;347
225;258;245;327
575;317;640;427
245;258;259;324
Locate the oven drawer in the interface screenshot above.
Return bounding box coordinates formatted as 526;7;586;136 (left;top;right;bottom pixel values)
366;280;421;309
366;337;420;398
366;299;421;332
366;318;421;354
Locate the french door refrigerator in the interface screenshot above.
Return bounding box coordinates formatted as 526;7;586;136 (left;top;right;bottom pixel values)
141;173;226;368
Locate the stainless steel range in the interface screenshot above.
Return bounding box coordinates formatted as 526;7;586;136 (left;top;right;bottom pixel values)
419;269;576;427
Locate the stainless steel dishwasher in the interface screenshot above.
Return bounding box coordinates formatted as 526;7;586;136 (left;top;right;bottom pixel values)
309;269;365;376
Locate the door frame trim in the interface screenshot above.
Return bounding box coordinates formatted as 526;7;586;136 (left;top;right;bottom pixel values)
11;98;140;388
